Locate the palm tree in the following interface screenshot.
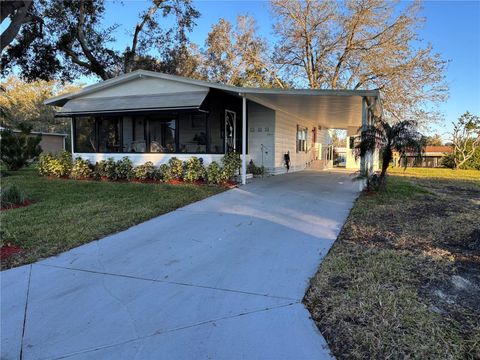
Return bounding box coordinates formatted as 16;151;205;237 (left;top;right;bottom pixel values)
356;117;423;187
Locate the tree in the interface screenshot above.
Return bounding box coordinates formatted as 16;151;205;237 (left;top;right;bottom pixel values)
450;112;480;169
202;15;286;87
0;1;38;53
423;134;443;146
271;0;448;125
356;117;423;186
2;0;200;81
0;76;80;133
0;124;42;171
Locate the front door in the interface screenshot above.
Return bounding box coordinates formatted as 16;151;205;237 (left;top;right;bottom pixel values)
225;110;236;152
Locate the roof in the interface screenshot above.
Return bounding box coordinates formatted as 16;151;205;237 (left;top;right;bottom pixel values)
424;146;453;154
0;127;67;137
45;69;381;107
57;90;209;116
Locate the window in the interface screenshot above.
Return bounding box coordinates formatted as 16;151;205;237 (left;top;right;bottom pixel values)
297;125;308;152
98;116;121;152
74;117;96;152
179;113;207;153
123;116;146;152
149;115;176;153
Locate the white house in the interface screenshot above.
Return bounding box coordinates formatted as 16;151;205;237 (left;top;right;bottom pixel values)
45;70;381;183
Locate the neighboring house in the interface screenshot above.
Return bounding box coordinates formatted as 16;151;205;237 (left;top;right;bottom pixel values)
0;127;67;154
393;146;453;168
45;70;381;183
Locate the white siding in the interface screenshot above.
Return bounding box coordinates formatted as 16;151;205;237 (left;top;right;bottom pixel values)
273;110;331;173
247;102;275;170
80;77;207;99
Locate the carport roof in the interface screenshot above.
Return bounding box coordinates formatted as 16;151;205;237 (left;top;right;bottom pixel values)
45;70;380;128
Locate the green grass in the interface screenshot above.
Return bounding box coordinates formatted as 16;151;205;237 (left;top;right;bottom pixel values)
305;168;480;359
1;168;224;269
389;166;480;181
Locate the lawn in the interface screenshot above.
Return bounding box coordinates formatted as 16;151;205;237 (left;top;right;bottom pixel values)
305;167;480;359
1;168;224;269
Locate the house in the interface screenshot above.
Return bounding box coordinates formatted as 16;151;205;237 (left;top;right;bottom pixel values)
45;70;381;183
394;145;453;168
0;127;67;154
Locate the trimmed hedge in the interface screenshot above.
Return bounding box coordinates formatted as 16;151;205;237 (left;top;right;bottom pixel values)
37;153;245;185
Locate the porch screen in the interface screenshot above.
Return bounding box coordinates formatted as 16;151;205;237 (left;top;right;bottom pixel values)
75;117;97;152
149;115;176;153
179;113;207;153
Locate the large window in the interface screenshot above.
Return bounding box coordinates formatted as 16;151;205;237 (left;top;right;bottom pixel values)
179;113;207;153
123;116;146;152
75;117;96;152
98;117;121;152
149;115;176;153
297;125;308;152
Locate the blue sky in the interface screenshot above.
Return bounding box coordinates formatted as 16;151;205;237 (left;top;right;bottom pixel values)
102;0;480;138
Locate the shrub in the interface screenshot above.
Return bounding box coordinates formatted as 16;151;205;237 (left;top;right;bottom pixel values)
184;157;206;183
159;163;172;182
103;158;118;180
93;160;107;180
116;157;134;180
37;153;54;176
168;157;184;180
37;151;72;177
0;125;42;171
206;161;223;184
70;158;92;179
247;160;265;176
133;161;156;180
1;184;27;208
222;152;241;179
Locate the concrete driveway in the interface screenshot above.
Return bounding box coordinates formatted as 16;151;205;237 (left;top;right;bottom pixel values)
1;170;360;360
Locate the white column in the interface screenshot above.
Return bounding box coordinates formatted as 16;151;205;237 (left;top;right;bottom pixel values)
70;118;75;154
241;95;247;185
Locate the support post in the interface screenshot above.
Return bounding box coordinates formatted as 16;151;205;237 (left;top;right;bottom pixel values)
360;97;368;176
241;95;247;185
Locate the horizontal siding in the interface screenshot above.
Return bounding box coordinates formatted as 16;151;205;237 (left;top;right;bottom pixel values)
274;110;332;173
247;102;275;170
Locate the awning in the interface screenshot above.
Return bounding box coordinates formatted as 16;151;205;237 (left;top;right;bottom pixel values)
57;90;209;116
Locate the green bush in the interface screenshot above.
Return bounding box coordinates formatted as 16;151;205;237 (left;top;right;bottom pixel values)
441;154;455;169
222;152;241;179
37;153;54;176
1;184;27;208
93;160;107;180
247;160;265;176
70;158;92;179
168;157;184;180
116;157;134;180
159;163;172;182
0;125;42;171
206;161;223;184
184;157;206;183
133;161;156;180
37;151;72;177
103;158;118;180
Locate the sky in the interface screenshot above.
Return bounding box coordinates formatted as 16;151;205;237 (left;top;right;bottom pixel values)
100;0;480;139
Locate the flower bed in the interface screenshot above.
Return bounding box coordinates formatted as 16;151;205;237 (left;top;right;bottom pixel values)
37;151;245;186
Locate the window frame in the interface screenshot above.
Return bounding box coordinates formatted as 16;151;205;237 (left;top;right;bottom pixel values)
296;125;308;153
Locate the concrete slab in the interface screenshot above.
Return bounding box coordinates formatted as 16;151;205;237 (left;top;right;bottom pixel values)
2;170;359;359
0;265;31;360
61;304;331;360
22;264;292;360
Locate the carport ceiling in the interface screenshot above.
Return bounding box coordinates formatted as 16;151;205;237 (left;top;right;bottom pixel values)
245;92;372;129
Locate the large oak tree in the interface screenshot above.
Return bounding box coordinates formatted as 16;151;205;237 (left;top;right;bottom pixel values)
1;0;200;81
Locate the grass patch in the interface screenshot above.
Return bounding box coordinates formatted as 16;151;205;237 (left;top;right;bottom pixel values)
305;168;480;359
1;168;224;269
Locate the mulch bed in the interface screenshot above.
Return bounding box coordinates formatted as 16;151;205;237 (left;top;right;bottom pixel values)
0;245;22;260
0;200;33;211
